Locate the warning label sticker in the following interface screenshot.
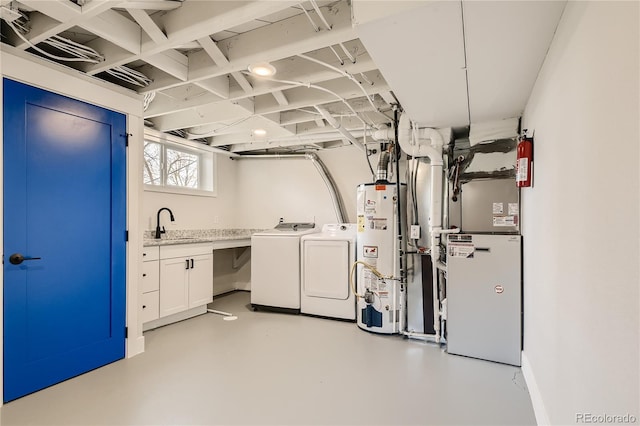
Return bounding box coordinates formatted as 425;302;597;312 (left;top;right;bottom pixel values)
493;215;516;227
508;203;519;215
448;242;475;258
369;218;388;230
363;245;378;258
493;202;504;214
357;215;365;233
364;199;376;214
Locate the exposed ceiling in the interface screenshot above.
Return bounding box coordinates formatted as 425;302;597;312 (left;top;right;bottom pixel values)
0;0;565;153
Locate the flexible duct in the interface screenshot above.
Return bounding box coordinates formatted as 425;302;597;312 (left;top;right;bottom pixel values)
234;153;348;223
376;151;390;182
305;152;348;223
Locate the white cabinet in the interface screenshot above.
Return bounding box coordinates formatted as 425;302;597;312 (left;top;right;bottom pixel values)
158;243;214;319
141;247;160;323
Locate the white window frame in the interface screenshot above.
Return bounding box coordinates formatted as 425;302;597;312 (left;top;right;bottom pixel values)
143;128;218;197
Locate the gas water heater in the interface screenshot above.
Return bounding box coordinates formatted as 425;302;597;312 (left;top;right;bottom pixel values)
356;182;406;334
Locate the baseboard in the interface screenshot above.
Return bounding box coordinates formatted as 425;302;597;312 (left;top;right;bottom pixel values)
521;352;551;426
127;336;145;358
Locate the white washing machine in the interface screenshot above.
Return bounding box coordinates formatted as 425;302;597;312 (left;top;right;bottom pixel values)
300;224;357;320
251;223;317;312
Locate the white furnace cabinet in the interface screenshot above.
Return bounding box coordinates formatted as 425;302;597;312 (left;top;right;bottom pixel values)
446;234;522;366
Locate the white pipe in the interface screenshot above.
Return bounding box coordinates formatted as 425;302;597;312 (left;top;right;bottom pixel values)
397;112;447;343
401;330;439;343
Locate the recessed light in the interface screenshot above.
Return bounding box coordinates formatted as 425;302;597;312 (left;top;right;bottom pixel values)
248;62;276;77
253;129;267;136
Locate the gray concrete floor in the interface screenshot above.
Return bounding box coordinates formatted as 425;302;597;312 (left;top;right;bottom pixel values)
1;291;536;425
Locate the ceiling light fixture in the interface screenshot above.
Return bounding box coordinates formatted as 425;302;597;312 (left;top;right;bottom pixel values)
253;129;267;136
248;62;276;77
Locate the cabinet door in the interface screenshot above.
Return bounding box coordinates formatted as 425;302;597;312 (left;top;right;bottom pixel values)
159;257;190;317
188;252;214;308
141;291;159;323
141;260;159;293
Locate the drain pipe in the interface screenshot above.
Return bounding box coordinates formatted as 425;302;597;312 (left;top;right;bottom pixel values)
234;153;348;223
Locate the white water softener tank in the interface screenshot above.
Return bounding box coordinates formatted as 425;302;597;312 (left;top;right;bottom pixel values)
356;182;406;334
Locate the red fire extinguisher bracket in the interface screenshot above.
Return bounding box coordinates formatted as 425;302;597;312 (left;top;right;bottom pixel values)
516;134;533;187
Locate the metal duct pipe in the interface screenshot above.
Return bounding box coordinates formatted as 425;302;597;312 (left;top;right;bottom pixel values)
234;153;348;223
305;153;348;223
376;151;390;182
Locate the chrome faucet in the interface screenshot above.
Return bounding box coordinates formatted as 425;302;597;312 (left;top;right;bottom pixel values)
155;207;175;239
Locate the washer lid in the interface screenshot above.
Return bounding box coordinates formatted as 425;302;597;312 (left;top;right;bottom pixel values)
274;222;315;231
253;227;319;237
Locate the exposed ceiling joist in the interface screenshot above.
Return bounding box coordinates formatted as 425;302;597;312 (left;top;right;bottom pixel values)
12;0;119;49
126;8;167;44
83;1;299;75
272;90;289;106
139;0;355;93
151;73;388;131
143;53;378;118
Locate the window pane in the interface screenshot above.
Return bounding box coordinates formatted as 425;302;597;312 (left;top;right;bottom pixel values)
166;147;199;189
143;141;161;185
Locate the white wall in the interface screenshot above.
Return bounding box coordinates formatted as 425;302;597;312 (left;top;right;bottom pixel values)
142;154;239;230
235;145;373;228
521;2;639;424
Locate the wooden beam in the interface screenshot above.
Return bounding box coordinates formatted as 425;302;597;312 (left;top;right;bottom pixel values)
13;0;122;50
194;76;230;99
143;52;377;118
138;0;355;92
126;8;167;44
151;73;389;131
231;72;253;94
84;1;298;75
145;49;188;81
272;90;289;106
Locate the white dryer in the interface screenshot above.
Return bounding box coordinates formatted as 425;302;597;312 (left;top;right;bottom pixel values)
251;223;317;313
300;224;356;320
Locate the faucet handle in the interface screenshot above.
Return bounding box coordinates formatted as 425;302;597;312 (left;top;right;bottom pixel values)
161;226;166;234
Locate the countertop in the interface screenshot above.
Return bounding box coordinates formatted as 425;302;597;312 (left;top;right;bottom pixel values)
143;229;264;247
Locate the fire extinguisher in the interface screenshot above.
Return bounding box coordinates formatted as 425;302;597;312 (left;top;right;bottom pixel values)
516;132;533;187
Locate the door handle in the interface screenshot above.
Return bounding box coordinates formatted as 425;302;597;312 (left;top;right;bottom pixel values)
9;253;42;265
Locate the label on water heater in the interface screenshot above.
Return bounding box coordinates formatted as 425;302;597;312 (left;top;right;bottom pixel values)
363;246;378;258
357;215;365;232
369;218;388;230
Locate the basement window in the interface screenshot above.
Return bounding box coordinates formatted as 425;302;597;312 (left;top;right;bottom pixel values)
143;130;217;196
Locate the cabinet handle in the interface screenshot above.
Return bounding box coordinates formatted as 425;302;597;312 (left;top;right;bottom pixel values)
190;258;194;269
185;259;190;270
143;253;147;257
142;305;147;309
142;273;147;277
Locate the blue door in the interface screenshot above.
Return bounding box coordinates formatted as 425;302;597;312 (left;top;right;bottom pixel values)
3;79;127;402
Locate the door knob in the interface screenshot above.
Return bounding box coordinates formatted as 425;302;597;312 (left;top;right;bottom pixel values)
9;253;42;265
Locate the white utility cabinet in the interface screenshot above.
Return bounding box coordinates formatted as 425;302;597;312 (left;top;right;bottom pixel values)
159;243;214;318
